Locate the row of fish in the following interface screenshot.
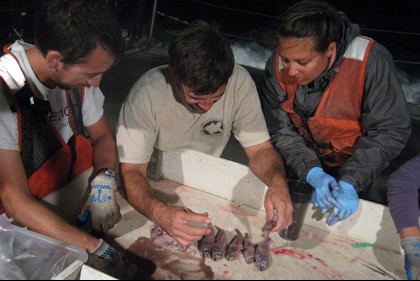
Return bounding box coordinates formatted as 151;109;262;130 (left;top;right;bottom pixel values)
197;220;277;271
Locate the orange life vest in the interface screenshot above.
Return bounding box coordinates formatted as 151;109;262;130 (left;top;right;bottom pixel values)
0;46;93;213
276;36;375;167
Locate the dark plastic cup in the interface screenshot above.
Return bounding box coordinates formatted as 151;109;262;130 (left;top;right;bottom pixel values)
279;179;313;241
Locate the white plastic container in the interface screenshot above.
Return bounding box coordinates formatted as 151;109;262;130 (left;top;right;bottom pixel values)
0;217;88;280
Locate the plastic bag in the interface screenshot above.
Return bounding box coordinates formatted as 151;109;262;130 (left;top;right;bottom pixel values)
0;228;27;280
0;228;69;280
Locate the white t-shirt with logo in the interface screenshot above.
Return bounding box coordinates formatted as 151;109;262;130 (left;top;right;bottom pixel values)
117;64;270;164
0;41;105;151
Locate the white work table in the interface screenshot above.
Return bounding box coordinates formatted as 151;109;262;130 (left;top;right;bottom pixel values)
103;149;405;280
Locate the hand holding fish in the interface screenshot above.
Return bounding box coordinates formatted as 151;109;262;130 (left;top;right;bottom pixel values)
264;179;293;231
155;205;212;246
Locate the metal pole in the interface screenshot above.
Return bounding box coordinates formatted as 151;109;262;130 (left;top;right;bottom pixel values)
148;0;158;45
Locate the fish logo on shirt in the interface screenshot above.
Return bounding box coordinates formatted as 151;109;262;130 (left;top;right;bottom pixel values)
201;119;225;136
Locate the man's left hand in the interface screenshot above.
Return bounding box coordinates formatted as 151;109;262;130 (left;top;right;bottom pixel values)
82;171;121;233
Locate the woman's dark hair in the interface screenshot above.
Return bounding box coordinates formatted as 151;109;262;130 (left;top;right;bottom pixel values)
275;0;345;53
35;0;124;64
168;20;234;95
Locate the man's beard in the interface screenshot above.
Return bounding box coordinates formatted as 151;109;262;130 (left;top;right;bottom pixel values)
57;84;72;90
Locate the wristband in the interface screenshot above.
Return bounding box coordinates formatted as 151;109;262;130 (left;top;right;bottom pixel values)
96;167;116;179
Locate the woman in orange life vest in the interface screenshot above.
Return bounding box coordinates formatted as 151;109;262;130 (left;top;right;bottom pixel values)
260;0;411;226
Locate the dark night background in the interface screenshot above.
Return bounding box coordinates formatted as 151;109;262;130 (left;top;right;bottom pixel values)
1;0;419;74
153;0;420;62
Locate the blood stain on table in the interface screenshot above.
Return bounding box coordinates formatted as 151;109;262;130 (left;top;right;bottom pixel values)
127;236;214;280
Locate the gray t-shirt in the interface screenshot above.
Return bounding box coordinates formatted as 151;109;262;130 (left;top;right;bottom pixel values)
117;64;269;164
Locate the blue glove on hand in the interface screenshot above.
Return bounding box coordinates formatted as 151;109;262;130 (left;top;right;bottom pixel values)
306;167;341;210
401;237;420;280
325;180;359;226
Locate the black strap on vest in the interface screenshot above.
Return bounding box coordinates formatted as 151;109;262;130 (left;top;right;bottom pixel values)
67;88;84;136
14;85;63;177
66;88;85;170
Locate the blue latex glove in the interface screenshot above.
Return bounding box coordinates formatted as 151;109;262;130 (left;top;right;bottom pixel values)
401;237;420;280
306;167;341;210
325;180;359;226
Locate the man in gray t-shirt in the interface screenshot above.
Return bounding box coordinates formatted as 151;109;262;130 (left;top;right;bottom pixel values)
117;20;293;246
